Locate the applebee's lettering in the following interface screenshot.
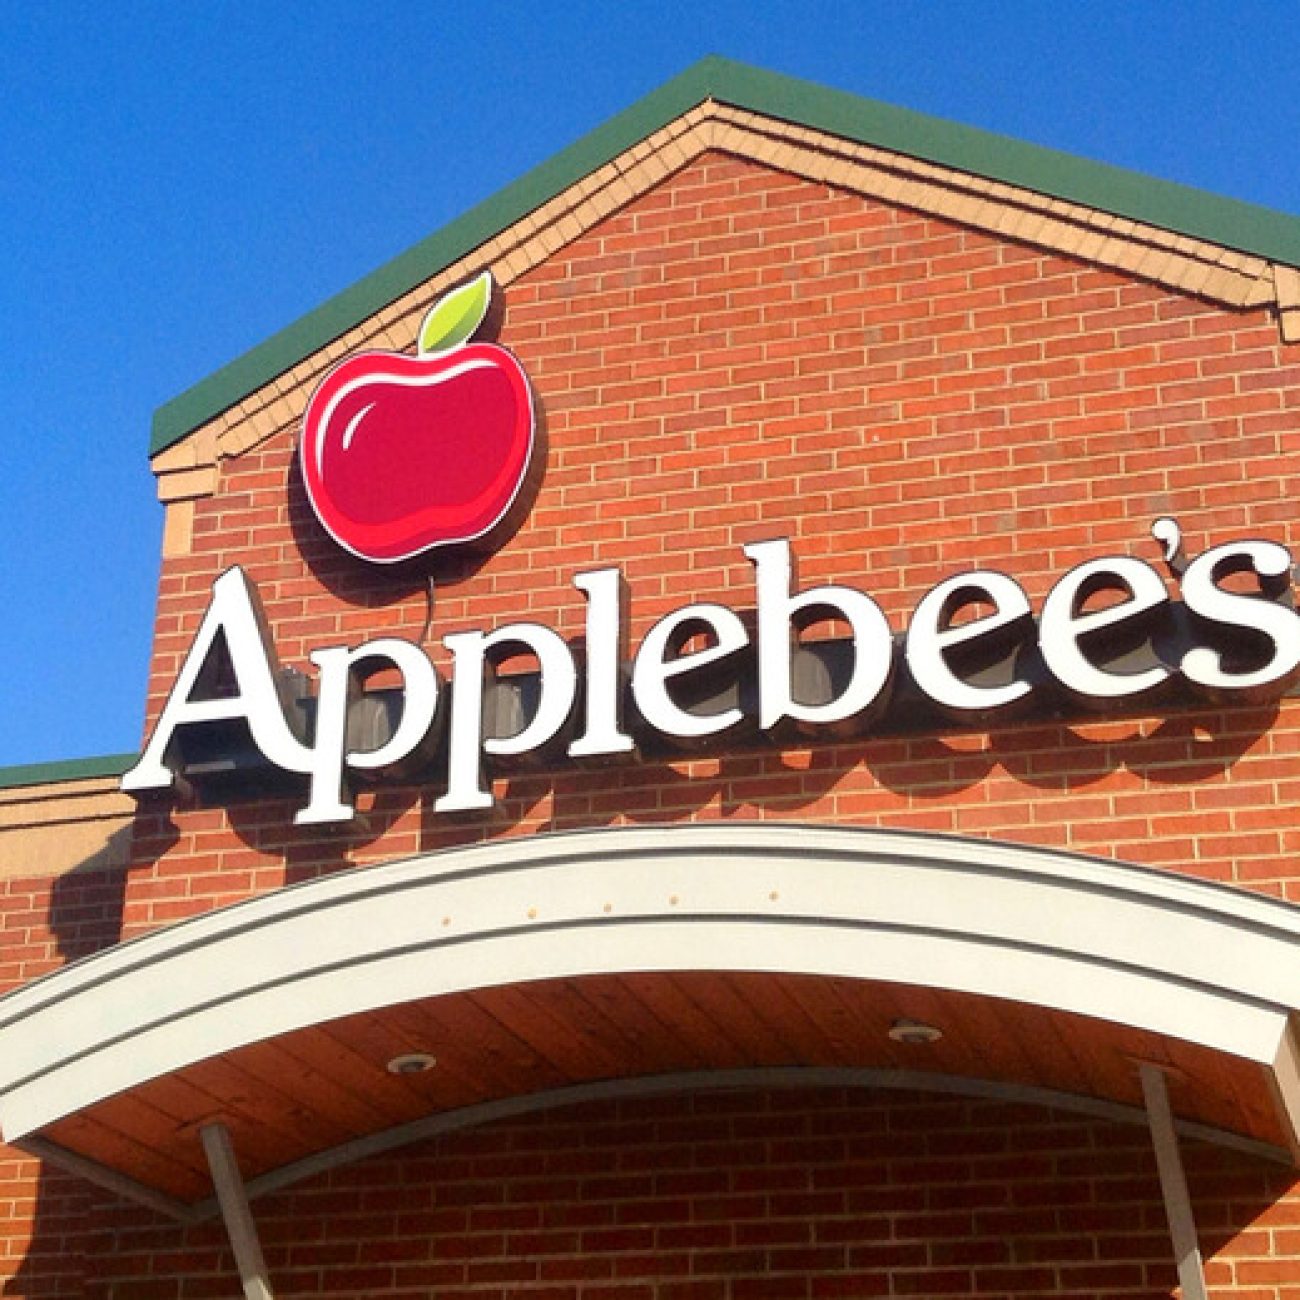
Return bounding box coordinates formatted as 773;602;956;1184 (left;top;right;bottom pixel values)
122;526;1300;825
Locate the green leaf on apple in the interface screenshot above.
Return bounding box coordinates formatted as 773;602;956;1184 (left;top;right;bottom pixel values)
418;271;492;356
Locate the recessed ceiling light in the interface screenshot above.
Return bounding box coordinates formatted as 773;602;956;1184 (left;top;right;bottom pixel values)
386;1052;437;1075
888;1018;943;1045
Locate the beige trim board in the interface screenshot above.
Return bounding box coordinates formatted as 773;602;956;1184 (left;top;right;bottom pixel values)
152;97;1300;519
0;776;135;882
161;498;196;559
1275;265;1300;343
156;465;218;506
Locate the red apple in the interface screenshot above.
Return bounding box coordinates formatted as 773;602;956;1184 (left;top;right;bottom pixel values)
299;274;536;564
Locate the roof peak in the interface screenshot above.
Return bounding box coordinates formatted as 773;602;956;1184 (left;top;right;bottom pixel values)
151;56;1300;458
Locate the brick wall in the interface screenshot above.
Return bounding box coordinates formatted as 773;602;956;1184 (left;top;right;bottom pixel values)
123;152;1300;932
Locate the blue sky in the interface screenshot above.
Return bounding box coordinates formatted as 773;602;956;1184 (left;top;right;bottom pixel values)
3;1;1299;766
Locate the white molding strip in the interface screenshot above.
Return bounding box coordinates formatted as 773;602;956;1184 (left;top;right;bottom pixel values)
206;1064;1296;1218
1;824;1298;1150
20;1134;199;1221
20;1065;1292;1224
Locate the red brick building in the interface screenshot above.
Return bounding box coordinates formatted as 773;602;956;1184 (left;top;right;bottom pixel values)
2;58;1300;1298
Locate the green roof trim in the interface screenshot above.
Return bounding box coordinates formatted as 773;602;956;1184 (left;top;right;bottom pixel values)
151;55;1300;458
0;753;137;791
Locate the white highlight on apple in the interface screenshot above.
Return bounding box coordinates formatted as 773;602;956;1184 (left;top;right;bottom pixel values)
340;401;377;452
312;356;505;476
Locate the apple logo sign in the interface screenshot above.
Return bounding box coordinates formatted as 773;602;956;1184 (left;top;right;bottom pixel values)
300;272;536;565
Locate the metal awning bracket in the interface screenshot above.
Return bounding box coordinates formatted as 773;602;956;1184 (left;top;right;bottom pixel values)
200;1123;275;1300
1140;1063;1209;1300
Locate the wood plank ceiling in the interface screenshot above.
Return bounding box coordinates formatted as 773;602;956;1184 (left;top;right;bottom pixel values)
37;971;1282;1206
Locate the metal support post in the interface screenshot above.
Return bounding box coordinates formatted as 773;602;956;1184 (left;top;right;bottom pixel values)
1139;1063;1208;1300
201;1123;276;1300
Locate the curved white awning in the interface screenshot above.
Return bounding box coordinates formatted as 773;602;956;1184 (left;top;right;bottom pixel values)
1;822;1297;1171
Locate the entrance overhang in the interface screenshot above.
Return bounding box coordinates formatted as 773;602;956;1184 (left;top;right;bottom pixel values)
2;823;1298;1217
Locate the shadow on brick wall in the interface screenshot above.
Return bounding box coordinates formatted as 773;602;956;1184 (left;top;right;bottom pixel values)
4;829;138;1297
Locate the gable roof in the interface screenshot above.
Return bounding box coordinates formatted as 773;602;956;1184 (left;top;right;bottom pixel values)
150;55;1300;460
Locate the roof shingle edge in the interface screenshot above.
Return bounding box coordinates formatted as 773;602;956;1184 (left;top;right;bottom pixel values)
0;754;137;791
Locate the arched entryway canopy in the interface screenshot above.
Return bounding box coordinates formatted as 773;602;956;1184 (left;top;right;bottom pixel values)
1;823;1297;1224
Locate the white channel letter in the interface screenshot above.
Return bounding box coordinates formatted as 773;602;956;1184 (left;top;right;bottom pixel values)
436;623;578;813
123;567;314;796
1039;556;1171;701
568;566;635;759
744;538;893;731
907;571;1033;716
1180;538;1300;698
301;639;440;825
632;604;749;739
